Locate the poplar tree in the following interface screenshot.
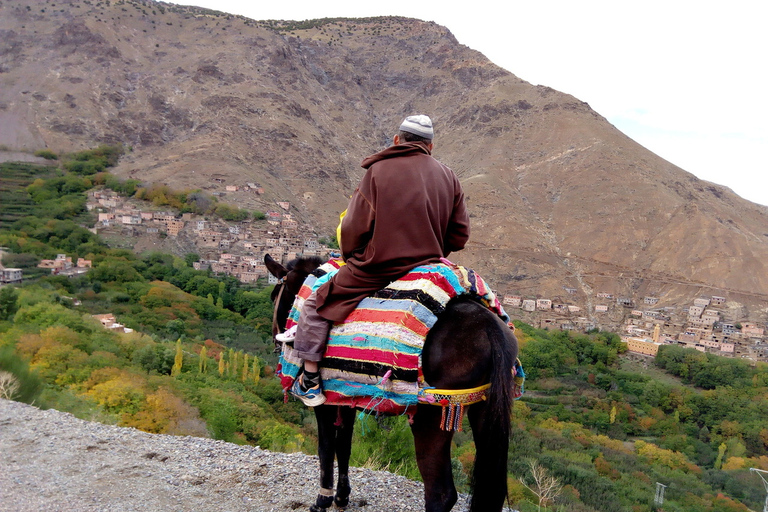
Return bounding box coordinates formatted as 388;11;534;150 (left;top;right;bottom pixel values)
242;353;249;382
252;357;260;385
218;353;225;376
199;346;208;373
171;339;183;377
715;442;727;469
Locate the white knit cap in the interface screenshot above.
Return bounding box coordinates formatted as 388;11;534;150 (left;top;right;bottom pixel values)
399;115;434;139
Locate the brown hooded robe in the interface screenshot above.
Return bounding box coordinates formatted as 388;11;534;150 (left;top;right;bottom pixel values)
315;141;470;322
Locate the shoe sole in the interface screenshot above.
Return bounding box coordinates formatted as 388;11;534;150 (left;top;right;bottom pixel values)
292;392;327;407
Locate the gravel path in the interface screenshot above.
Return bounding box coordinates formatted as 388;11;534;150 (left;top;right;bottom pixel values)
0;399;473;512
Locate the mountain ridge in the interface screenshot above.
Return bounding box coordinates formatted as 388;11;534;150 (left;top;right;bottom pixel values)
2;0;767;320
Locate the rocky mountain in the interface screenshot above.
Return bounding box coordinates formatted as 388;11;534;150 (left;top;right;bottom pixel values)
2;0;768;318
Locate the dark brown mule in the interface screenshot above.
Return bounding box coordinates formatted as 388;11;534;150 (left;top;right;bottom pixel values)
265;254;518;512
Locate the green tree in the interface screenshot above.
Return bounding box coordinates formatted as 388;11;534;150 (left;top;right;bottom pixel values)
165;319;185;338
14;302;95;334
214;203;249;221
184;252;199;267
0;286;19;320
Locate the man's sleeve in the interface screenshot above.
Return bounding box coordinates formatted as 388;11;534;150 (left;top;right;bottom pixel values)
443;179;470;256
340;171;376;261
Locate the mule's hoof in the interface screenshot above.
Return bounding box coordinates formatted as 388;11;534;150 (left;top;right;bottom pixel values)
334;495;349;509
335;474;350;508
309;493;334;512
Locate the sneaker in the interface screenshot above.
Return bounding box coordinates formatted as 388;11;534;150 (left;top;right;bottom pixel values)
275;325;298;342
290;375;326;407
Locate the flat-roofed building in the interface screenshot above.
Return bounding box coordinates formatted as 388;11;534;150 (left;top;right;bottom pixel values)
623;336;662;357
0;268;22;283
166;219;185;236
742;323;765;337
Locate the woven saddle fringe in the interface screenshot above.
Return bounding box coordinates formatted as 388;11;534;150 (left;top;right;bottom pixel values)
421;358;527;432
439;403;465;431
421;383;491;432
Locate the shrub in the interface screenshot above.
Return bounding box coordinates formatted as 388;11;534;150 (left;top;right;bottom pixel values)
64;159;105;175
63;145;124;175
34;149;58;160
0;346;44;404
0;371;20;399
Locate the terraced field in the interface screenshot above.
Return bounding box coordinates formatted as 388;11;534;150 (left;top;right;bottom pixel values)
0;162;58;229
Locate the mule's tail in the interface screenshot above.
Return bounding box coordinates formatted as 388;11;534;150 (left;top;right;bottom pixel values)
469;321;518;512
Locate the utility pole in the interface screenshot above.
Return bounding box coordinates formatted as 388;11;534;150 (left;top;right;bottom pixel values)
654;482;667;507
751;468;768;512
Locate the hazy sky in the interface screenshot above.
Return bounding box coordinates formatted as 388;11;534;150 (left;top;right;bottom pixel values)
170;0;767;206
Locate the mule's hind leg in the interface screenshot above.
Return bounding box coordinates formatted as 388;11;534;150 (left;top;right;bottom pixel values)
467;401;508;511
411;405;458;512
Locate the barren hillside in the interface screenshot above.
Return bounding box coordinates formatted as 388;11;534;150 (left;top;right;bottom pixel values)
2;0;767;317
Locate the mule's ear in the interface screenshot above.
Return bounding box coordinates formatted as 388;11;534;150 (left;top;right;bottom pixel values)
264;254;287;279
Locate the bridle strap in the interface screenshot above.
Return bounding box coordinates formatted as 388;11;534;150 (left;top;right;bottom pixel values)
272;277;287;335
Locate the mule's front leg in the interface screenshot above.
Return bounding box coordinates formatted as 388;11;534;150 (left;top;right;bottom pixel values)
332;407;356;508
411;405;458;512
311;405;338;512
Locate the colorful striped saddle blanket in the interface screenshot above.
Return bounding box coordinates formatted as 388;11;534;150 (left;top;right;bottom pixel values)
277;259;512;414
277;260;509;414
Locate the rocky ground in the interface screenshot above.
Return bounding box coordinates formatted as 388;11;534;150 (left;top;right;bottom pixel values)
0;399;475;512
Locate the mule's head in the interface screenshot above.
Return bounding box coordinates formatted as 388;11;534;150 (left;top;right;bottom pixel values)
264;253;323;349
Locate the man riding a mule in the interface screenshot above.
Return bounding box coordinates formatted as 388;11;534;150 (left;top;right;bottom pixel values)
277;114;470;407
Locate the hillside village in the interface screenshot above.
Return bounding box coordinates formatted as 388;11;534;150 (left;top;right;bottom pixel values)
86;188;333;285
26;187;756;366
501;291;768;364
